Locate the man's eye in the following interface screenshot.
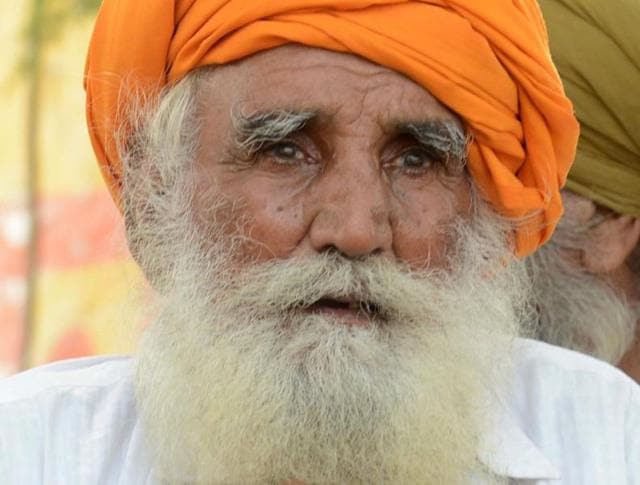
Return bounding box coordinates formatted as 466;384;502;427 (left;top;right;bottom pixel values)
265;142;306;164
394;148;434;174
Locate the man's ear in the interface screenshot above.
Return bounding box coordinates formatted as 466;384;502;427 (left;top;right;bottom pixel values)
582;216;640;274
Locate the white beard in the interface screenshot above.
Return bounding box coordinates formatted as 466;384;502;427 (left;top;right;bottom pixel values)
527;241;637;364
133;206;523;484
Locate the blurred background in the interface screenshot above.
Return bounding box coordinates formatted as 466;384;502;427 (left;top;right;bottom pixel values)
0;1;144;376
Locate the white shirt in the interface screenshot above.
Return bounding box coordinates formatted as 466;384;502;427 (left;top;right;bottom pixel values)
0;339;638;484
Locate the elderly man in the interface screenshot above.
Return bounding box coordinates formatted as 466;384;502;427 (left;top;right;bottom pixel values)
528;0;640;380
1;1;639;483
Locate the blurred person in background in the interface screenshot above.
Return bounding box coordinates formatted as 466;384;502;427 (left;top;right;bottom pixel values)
529;0;640;380
1;1;639;484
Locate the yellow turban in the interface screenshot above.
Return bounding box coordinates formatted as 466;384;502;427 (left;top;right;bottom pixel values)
85;0;579;256
541;0;640;217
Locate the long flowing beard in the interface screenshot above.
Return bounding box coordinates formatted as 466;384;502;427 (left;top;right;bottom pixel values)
133;206;523;484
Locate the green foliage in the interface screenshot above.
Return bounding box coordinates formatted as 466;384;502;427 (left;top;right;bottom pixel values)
17;0;102;77
38;0;102;44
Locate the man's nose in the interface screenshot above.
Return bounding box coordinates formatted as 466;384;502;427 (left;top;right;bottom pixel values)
308;169;393;258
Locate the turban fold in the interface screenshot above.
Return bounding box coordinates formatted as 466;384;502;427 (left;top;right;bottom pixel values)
85;0;579;256
540;0;640;217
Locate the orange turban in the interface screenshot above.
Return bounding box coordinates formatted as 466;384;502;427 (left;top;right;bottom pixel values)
85;0;579;256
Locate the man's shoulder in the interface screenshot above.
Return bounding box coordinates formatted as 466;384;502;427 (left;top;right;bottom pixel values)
0;356;150;483
513;337;638;389
510;337;640;411
494;339;640;479
507;338;640;479
0;355;134;406
0;355;137;442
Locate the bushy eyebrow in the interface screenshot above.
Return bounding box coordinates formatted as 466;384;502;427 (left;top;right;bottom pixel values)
230;109;467;171
395;120;468;171
232;109;318;156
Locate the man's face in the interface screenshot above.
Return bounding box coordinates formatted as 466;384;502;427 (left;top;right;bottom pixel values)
131;45;520;484
193;45;471;278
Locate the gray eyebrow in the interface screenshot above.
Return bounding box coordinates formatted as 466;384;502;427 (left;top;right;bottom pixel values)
232;109;318;156
395;120;468;171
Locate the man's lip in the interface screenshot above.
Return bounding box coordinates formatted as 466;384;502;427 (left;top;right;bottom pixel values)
303;297;382;326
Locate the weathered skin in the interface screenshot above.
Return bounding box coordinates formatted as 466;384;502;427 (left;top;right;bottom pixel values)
193;45;472;279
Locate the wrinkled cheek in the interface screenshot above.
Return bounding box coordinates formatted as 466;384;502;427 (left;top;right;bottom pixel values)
237;209;305;263
194;168;309;263
393;204;469;270
186;185;248;265
192;198;299;266
391;176;472;269
394;228;454;270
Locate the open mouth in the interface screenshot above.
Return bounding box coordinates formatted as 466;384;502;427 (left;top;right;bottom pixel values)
304;295;383;326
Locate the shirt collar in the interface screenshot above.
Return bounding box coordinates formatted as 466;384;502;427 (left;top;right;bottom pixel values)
478;402;560;480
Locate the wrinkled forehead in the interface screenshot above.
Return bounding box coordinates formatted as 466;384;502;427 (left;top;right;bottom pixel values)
197;45;464;130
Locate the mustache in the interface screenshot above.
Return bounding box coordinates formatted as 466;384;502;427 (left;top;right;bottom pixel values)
218;251;449;322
